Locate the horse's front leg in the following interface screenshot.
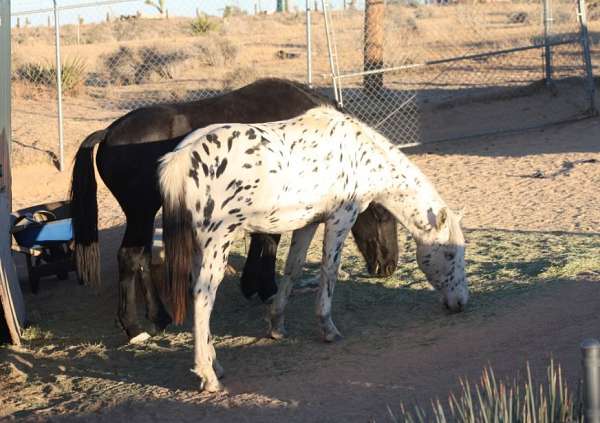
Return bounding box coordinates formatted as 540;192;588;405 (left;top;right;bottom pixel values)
317;208;356;342
191;235;232;392
269;223;318;339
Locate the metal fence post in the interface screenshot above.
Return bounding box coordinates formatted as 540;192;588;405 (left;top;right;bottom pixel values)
542;0;553;85
53;0;65;172
322;0;340;104
582;339;600;423
306;0;312;87
577;0;597;114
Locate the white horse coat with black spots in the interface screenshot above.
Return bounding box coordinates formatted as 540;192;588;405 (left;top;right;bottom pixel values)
159;106;468;392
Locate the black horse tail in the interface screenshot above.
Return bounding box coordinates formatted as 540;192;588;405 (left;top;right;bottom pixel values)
70;129;107;288
159;149;194;325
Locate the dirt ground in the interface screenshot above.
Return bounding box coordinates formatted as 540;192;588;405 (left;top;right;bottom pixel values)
1;85;600;421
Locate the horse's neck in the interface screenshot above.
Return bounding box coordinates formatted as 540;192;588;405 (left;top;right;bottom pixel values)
372;139;446;241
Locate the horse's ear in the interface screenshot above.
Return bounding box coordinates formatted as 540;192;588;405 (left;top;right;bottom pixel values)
435;207;449;231
456;208;465;222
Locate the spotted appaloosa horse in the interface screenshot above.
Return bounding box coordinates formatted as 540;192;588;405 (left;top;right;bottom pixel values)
70;78;399;342
160;106;469;392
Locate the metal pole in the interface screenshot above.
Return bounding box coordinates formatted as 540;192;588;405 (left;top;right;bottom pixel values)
542;0;553;85
582;339;600;423
53;0;65;172
306;0;312;87
0;0;12;201
577;0;597;114
322;0;340;104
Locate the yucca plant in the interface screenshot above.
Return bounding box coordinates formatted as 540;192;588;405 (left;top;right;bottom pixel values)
393;361;583;423
190;15;218;35
144;0;166;16
16;57;86;95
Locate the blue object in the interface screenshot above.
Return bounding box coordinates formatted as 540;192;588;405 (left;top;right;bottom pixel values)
12;218;73;249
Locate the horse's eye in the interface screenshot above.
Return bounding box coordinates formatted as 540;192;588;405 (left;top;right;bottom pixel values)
444;252;455;261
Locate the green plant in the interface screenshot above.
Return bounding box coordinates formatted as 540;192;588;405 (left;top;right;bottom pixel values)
16;57;86;95
223;5;246;18
145;0;166;16
190;15;219;35
394;361;582;423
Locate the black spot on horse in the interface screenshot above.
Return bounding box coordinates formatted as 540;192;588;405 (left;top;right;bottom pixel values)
203;197;215;227
227;223;241;233
246;128;257;140
206;133;221;148
228;131;240;152
191;151;201;169
243;163;252;169
216;158;228;178
188;169;200;188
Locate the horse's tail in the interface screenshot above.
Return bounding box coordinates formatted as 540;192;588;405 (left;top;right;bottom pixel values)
159;148;195;325
70;129;107;288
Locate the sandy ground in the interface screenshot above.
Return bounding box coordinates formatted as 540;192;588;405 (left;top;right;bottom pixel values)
1;85;600;421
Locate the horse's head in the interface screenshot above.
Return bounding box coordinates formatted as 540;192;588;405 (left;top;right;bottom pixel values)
351;203;399;277
415;207;468;313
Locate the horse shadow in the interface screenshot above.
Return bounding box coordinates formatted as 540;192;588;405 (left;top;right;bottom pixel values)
6;221;600;421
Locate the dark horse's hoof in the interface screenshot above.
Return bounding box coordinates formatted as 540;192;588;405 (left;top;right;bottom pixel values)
147;312;172;335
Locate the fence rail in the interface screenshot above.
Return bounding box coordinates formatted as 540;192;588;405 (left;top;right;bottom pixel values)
322;0;596;145
6;0;598;170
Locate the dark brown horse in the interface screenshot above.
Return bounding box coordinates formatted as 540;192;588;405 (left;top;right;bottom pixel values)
70;78;399;340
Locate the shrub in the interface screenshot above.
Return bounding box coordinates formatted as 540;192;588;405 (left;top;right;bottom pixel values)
101;46;188;85
16;57;86;95
195;38;238;67
222;66;258;90
190;15;219;35
223;6;246;18
394;361;582;423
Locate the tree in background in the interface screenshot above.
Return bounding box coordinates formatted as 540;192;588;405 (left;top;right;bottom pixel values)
364;0;384;93
276;0;289;12
145;0;166;17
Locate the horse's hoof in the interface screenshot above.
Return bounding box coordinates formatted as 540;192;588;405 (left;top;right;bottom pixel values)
213;360;225;380
201;378;224;393
129;331;152;344
323;331;343;343
153;313;173;332
269;327;287;340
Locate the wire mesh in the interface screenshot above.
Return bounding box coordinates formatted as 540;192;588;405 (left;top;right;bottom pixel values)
9;1;316;167
322;0;594;145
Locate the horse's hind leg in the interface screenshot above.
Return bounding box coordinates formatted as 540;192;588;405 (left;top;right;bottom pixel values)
191;233;234;392
269;224;318;340
139;248;172;334
316;209;356;342
117;245;145;340
118;211;165;341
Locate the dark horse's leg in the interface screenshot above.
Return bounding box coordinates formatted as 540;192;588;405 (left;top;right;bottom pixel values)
118;210;171;339
240;234;280;303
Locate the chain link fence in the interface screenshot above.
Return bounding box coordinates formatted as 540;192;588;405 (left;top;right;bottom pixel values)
7;0;598;170
9;0;321;170
322;0;596;145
